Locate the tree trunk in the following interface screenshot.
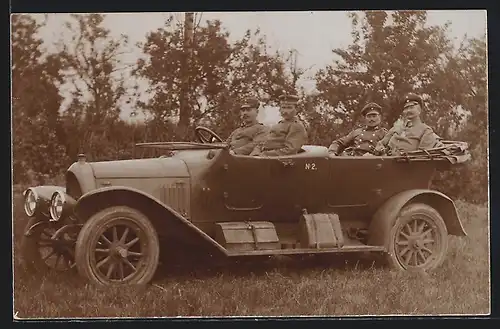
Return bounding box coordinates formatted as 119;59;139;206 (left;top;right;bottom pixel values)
177;12;194;141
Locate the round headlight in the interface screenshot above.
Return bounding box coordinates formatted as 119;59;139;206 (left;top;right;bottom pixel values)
23;189;38;217
49;191;65;221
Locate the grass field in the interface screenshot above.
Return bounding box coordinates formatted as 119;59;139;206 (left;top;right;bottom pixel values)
12;187;490;318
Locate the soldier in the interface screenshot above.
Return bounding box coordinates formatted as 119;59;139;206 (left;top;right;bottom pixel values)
328;102;388;156
226;97;269;155
375;93;442;155
250;94;308;156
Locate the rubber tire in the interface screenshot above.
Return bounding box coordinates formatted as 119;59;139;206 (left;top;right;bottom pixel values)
74;206;160;286
386;202;448;272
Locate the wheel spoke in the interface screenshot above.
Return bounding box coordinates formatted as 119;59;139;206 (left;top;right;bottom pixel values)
420;228;432;238
422;238;435;244
417;250;427;264
97;256;111;269
413;220;418;234
421;246;433;254
106;262;116;279
42;249;56;261
398;246;410;258
121;258;137;271
125;237;139;248
399;231;410;240
127;251;143;257
112;227;118;242
119;227;130;244
417;221;426;234
403;249;414;264
55;254;63;269
404;224;412;235
118;261;125;280
100;235;112;246
396;239;409;246
95;248;110;254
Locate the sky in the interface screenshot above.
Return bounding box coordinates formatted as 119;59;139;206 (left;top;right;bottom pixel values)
31;10;487;125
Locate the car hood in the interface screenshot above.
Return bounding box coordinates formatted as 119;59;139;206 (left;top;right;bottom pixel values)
89;157;190;179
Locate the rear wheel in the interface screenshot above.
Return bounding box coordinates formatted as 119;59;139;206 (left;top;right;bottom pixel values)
386;203;448;271
75;206;160;286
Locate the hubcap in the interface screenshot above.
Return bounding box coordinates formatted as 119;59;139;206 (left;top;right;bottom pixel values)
91;220;146;283
394;215;440;268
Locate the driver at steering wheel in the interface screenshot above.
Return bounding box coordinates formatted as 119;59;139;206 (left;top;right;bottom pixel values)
226;97;269;155
328;102;387;156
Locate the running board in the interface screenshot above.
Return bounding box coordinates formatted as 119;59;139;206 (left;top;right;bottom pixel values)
226;244;386;257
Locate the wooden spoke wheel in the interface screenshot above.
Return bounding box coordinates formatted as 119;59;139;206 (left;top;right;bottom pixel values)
20;218;76;273
387;203;448;271
75;206;159;286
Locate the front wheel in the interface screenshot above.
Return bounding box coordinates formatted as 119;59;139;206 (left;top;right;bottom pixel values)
386;203;448;271
75;206;160;286
20;218;76;273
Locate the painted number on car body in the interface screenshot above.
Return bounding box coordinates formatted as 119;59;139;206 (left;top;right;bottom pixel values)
305;162;317;171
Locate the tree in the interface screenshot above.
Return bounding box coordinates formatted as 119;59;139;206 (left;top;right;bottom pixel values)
56;13;134;161
431;35;488;203
11;14;68;183
313;11;458;145
135;15;297;141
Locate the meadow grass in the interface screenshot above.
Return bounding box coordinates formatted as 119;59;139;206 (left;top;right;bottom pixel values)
12;189;490;318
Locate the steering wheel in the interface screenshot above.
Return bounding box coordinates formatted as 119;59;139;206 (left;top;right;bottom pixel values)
195;126;224;144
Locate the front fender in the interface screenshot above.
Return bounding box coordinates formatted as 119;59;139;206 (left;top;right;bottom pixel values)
367;189;467;248
73;186;228;256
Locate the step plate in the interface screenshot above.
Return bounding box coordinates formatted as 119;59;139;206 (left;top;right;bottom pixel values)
226;244;386;257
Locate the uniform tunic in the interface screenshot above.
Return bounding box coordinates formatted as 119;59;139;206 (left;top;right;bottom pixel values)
250;119;308;156
227;122;269;155
329;126;388;155
380;119;442;153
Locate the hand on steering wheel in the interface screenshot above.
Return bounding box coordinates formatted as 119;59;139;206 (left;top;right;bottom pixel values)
195;126;224;144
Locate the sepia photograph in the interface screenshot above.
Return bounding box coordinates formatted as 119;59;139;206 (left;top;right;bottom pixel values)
11;10;489;318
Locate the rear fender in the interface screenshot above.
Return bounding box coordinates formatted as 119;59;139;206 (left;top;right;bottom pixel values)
73;186;228;256
367;189;466;248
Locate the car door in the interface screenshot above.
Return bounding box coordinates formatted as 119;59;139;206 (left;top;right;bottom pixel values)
326;156;386;219
265;155;329;221
220;155;271;220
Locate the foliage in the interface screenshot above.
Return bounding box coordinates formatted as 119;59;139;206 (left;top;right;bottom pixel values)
56;14;136;161
11;14;69;184
135;16;297;141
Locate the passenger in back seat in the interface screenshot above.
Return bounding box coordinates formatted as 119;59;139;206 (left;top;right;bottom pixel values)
328;102;387;156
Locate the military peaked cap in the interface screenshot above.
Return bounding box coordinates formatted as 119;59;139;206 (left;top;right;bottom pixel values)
279;94;299;104
403;93;423;109
360;102;382;116
240;97;260;109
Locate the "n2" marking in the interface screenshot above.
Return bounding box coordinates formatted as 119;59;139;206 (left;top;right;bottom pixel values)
305;162;317;171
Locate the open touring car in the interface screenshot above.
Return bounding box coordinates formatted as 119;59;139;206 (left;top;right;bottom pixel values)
20;126;471;285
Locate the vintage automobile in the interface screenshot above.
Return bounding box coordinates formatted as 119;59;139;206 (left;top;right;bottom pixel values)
20;126;471;286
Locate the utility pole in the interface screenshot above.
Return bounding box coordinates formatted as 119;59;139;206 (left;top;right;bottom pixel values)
177;12;194;140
